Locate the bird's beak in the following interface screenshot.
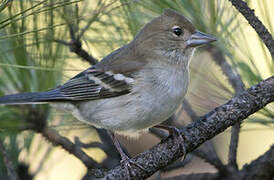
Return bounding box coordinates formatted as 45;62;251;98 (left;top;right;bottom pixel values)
186;31;217;47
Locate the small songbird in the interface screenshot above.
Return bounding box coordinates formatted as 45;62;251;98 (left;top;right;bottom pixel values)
0;9;216;166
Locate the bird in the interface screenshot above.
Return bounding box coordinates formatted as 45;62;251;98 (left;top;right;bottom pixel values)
0;9;216;171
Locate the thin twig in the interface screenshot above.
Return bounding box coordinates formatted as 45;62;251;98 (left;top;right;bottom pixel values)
229;0;274;59
208;45;245;170
38;127;100;169
25;108;104;175
77;0;115;39
75;129;122;169
228;122;241;169
78;0;137;39
207;46;245;93
54;24;98;65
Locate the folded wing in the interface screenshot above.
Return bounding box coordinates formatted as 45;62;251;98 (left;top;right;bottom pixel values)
0;67;132;104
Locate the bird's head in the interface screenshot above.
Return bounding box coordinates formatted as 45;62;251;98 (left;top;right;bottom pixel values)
134;9;216;65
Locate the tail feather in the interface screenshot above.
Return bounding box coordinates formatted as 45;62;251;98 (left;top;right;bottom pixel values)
0;89;66;105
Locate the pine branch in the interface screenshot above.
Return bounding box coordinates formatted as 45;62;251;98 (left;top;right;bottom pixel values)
228;0;274;59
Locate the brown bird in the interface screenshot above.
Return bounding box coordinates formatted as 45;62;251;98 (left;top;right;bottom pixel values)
0;9;216;175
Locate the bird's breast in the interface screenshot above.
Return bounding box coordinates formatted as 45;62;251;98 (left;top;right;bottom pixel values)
75;65;190;138
132;66;189;124
136;65;189;101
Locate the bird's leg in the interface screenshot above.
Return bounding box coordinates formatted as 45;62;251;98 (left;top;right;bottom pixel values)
107;131;129;160
154;125;187;159
107;131;146;178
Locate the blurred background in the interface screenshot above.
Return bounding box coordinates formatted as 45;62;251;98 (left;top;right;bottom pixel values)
0;0;273;179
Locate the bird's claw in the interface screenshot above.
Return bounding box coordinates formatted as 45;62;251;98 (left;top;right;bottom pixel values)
154;125;187;160
120;155;147;179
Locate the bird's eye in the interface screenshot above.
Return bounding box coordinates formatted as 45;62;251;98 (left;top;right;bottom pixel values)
172;26;183;36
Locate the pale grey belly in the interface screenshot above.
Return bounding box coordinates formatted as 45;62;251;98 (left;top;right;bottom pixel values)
74;90;183;137
59;67;190;138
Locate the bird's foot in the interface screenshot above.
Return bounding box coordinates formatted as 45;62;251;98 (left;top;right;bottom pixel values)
107;130;146;179
120;153;147;179
154;125;187;160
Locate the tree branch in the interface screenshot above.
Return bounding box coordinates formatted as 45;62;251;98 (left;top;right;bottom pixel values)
228;0;274;59
100;76;274;179
207;46;245;92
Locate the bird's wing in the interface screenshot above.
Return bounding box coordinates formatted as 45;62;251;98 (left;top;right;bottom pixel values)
93;42;147;76
0;65;139;104
0;43;147;104
57;42;147;101
56;67;133;101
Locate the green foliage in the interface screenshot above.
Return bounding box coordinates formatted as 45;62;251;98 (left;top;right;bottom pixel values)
0;0;74;177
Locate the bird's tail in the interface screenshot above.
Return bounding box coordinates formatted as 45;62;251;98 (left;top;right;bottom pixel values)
0;89;65;105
